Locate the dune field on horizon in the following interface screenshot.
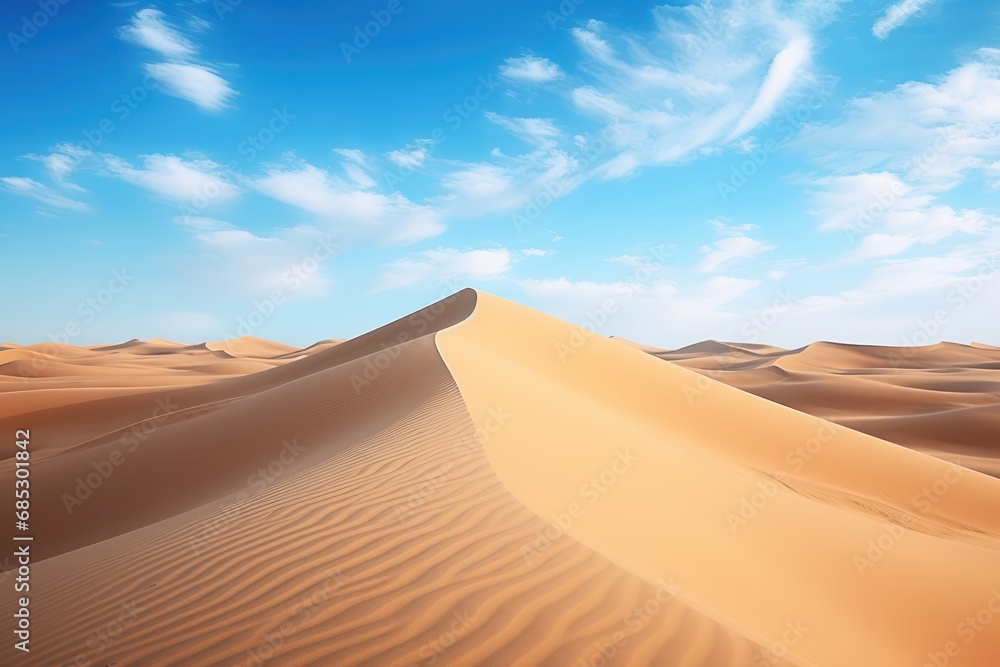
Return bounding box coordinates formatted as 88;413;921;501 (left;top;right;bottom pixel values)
2;289;999;666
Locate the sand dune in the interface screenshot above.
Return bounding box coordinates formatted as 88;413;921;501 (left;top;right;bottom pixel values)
637;339;1000;476
2;290;998;666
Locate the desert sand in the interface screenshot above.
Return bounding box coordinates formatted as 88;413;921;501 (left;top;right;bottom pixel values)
1;289;998;666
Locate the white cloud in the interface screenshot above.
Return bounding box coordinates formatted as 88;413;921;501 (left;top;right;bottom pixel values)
0;176;89;212
181;224;336;298
521;248;556;257
119;8;237;111
332;148;368;165
103;153;241;205
375;247;514;291
119;8;196;58
696;219;774;273
25;143;90;190
386;145;430;169
486;113;563;148
872;0;936;40
252;162;443;245
173;215;236;231
729;36;812;139
499;55;564;83
797;50;1000;259
144;62;236;111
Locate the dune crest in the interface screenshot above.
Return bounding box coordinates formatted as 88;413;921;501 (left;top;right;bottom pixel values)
2;289;998;666
436;291;1000;667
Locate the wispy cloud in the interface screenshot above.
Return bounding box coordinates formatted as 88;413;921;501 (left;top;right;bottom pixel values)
251;161;444;245
499;55;564;83
144;62;236;111
797;49;1000;258
119;7;196;58
872;0;937;40
0;177;89;211
729;36;812;139
375;247;514;291
119;8;237;111
696;219;775;273
102;153;241;205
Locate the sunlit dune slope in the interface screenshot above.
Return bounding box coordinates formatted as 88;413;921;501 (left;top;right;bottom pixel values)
630;339;1000;476
437;291;1000;667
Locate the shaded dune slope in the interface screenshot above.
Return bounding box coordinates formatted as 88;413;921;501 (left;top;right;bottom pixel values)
1;290;768;666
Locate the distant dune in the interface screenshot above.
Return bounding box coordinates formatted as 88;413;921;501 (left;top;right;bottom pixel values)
628;338;1000;477
2;290;998;666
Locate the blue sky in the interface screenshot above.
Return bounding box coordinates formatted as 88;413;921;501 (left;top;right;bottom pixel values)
1;0;998;348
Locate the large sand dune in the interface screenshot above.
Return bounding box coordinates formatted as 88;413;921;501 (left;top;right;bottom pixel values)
2;290;998;666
